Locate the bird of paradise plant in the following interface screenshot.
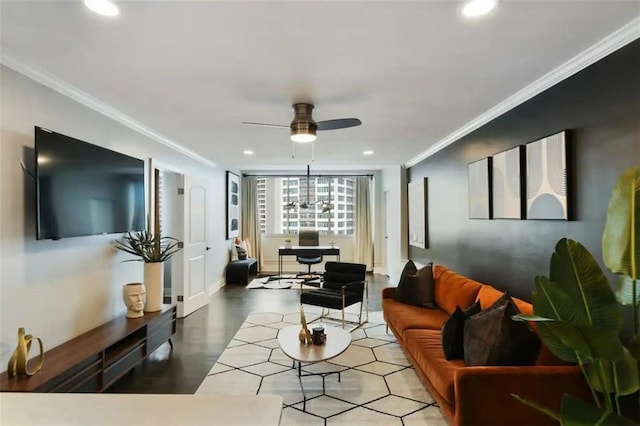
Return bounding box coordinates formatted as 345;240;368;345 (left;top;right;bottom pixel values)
513;167;639;425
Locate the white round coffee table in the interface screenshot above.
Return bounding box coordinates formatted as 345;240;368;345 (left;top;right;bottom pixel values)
278;324;351;411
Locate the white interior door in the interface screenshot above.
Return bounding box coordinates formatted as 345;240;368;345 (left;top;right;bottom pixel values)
179;174;210;317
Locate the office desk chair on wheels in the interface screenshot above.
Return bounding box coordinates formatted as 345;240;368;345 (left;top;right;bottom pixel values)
296;230;322;277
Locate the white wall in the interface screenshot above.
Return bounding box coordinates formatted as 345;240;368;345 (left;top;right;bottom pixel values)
0;66;228;367
380;166;408;284
372;170;384;274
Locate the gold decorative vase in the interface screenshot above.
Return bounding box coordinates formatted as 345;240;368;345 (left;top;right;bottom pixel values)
298;306;313;345
7;327;44;378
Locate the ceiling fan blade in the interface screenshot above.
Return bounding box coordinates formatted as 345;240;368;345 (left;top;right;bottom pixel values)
241;121;289;129
316;118;362;131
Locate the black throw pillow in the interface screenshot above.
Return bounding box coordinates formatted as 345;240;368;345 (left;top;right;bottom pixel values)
463;294;541;366
394;261;436;308
393;260;418;303
441;302;481;360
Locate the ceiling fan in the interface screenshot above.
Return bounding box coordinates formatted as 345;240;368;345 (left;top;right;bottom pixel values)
242;103;362;143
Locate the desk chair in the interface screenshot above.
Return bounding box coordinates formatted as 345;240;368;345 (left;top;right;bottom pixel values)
297;230;322;276
300;261;367;331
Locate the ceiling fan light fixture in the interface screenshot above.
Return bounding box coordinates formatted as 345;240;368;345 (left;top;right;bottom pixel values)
290;129;316;143
462;0;498;17
290;103;317;143
84;0;120;16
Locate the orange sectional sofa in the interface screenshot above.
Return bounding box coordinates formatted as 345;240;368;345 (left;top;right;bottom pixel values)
382;264;590;426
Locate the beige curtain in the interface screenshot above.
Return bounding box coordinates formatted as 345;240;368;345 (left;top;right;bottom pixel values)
241;176;262;270
354;176;373;271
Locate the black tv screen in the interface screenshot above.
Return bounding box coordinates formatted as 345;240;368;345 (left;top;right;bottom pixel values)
35;126;146;240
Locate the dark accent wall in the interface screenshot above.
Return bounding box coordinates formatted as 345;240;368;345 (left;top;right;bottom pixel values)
408;39;640;302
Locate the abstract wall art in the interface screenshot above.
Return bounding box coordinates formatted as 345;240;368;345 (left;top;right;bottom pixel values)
468;157;492;219
526;131;569;220
408;177;428;248
226;171;240;239
492;146;525;219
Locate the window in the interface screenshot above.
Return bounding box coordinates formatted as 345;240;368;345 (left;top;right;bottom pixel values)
256;176;357;235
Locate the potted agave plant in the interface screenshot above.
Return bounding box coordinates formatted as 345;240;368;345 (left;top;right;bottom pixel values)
115;230;182;312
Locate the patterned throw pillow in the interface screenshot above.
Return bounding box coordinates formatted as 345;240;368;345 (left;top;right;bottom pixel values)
463;293;541;366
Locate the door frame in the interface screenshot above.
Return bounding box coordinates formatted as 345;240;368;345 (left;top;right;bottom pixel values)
148;158;185;314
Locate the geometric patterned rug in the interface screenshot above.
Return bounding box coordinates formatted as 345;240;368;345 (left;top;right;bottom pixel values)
246;275;322;290
196;309;447;425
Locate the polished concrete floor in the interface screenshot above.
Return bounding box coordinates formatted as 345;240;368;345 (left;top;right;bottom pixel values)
107;273;391;394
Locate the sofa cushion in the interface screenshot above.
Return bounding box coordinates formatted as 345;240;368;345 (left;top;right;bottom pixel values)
464;295;541;366
476;285;533;314
433;266;483;315
441;302;481;360
382;298;449;334
394;262;436;308
404;329;466;405
399;259;418;281
474;287;564;366
394;260;417;300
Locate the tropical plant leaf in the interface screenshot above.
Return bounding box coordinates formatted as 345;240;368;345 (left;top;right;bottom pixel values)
628;334;640;361
560;394;638;426
585;348;640;396
531;276;583;362
512;314;555;322
602;167;640;280
511;394;560;422
549;238;622;332
614;275;640;306
534;276;587;324
545;323;625;362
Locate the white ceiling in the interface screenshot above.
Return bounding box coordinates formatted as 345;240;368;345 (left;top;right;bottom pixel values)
1;1;639;172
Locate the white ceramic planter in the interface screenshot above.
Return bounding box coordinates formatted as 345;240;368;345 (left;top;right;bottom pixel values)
144;263;163;312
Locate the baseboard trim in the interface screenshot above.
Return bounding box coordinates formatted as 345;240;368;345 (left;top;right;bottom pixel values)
209;278;225;295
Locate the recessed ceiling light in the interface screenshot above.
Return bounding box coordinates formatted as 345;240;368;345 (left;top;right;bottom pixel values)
84;0;120;17
243;150;254;155
363;150;374;156
462;0;498;18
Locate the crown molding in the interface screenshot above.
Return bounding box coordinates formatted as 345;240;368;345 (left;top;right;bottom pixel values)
0;51;216;168
405;17;640;168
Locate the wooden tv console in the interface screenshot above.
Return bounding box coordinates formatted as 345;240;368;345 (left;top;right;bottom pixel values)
0;305;176;392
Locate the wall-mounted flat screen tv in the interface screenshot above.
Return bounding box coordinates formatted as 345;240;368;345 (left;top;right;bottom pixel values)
35;126;146;240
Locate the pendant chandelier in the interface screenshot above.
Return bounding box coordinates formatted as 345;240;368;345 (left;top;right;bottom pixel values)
284;165;333;213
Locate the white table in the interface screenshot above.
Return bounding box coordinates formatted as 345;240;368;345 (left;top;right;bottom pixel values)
278;324;351;411
0;393;283;426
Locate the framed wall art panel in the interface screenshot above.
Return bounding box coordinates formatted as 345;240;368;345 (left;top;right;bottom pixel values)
408;177;428;248
492;146;525;219
526;131;569;220
468;158;492;219
226;171;240;239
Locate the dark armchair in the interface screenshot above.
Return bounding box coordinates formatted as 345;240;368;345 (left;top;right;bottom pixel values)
300;261;367;330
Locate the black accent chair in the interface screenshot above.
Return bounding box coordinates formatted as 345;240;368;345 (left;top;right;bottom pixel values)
300;261;367;330
296;230;322;276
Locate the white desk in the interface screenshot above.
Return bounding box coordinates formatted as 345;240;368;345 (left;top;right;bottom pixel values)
0;393;283;425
